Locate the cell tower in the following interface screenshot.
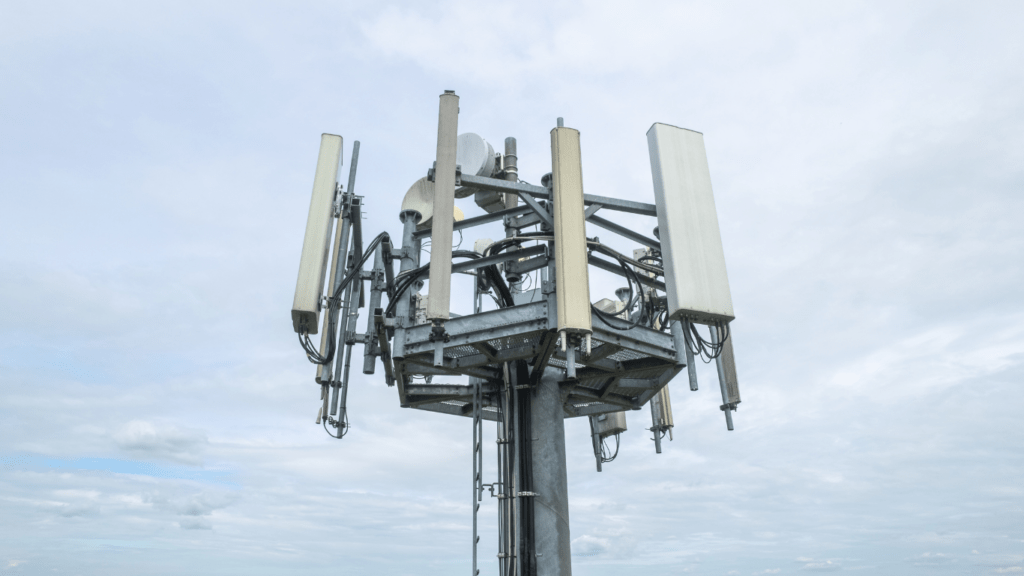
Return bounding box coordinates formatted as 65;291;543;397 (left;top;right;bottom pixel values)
290;91;741;576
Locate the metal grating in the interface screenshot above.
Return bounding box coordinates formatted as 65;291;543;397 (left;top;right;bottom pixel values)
487;333;541;351
447;344;480;358
608;348;648;362
397;309;678;419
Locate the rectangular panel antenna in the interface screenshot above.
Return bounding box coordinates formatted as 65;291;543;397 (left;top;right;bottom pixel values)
550;127;592;335
717;325;741;404
426;91;459;321
650;386;674;429
647;123;734;324
292;133;343;333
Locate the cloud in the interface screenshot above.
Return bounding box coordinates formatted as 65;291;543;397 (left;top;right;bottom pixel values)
113;420;207;465
1;1;1023;574
177;517;212;530
56;503;99;517
572;535;608;557
910;552;954;565
801;560;841;572
146;491;233;520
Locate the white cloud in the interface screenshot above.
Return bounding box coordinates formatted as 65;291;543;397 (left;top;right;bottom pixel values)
178;517;212;530
1;0;1023;574
113;420;207;465
801;560;841;572
572;534;608;556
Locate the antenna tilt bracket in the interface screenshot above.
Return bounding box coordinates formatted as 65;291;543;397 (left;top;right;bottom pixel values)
428;323;450;344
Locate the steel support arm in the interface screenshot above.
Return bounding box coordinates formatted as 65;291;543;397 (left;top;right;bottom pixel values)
413;204;533;239
587;254;667;291
587;214;661;250
412;244;547;279
459;174;658;217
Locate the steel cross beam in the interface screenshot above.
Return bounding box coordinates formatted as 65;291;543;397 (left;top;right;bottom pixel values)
412;203;534;240
458;174;658;217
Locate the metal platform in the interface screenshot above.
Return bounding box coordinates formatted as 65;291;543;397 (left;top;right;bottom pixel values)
394;300;683;421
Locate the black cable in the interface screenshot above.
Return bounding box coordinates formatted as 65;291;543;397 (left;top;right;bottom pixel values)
383;250;490;318
591;251;646;331
484;237;664;325
600;433;620;463
683;320;730;362
297;232;392;365
514;358;536;574
487;265;515;307
322;407;349;439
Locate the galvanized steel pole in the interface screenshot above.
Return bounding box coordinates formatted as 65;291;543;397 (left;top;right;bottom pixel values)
711;325;734;431
392;210;422;362
531;367;573;575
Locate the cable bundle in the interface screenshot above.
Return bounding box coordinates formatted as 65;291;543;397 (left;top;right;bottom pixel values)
298;232;393;365
683;320;730;363
600;433;620;463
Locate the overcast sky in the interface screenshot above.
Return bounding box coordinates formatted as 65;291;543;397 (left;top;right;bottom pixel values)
2;1;1023;574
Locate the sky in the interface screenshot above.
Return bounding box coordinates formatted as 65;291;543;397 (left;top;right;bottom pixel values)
1;1;1023;574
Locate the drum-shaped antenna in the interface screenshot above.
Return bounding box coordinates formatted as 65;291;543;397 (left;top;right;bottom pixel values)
455;133;495;198
402;176;465;230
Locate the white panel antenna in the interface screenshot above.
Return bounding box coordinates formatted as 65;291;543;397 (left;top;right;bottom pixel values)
550;126;592;340
649;386;674;453
291;133;343;334
715;325;741;405
426;91;460;322
647;123;734;325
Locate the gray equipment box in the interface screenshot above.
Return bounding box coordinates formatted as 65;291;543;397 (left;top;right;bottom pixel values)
592;411;627;438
